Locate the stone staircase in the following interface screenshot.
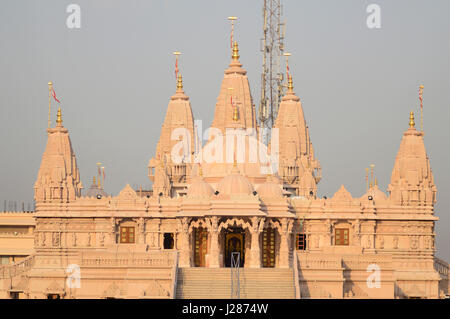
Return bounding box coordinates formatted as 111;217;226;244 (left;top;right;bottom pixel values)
176;268;296;299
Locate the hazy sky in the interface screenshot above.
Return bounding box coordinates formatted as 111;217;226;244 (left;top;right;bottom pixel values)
0;0;449;260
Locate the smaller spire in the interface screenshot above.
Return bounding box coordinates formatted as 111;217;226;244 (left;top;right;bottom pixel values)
177;74;183;91
409;111;415;128
56;107;63;126
287;74;294;92
232;41;240;61
93;176;96;186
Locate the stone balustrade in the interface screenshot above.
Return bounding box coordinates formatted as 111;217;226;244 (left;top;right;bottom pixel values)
0;255;35;279
80;251;176;268
434;258;449;277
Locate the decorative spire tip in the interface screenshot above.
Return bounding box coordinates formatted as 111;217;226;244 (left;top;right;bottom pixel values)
56;107;62;126
232;41;240;61
409;111;415;128
287;74;294;92
177;74;183;91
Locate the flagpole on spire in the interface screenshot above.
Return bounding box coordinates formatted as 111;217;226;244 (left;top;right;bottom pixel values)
96;162;102;189
419;84;424;132
283;52;291;80
101;166;105;190
365;167;369;191
48;82;53;128
228;16;237;50
174;51;181;80
370;164;375;188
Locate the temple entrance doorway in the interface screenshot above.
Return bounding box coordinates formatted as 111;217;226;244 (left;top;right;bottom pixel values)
262;227;275;267
194;227;208;267
224;228;245;267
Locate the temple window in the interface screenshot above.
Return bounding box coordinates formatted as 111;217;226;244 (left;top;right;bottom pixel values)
163;233;174;249
335;228;349;246
295;233;307;250
120;226;135;244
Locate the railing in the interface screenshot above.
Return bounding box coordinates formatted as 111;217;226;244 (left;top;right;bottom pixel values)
297;253;341;269
80;251;175;268
170;251;179;299
230;252;240;299
292;250;300;299
0;255;35;279
434;257;449;278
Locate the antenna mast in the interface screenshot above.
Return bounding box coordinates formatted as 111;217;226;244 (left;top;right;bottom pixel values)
259;0;286;144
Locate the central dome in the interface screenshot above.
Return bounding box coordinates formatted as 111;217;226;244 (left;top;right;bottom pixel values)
217;165;254;195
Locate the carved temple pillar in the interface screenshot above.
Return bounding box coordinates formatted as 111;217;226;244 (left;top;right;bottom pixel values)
178;217;191;267
208;216;220;268
279;218;293;268
249;217;263;268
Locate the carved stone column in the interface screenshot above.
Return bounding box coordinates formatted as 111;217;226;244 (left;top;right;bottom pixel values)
137;217;145;244
109;217;116;245
249;217;263;268
279;218;294;268
207;216;220;268
178;217;191;267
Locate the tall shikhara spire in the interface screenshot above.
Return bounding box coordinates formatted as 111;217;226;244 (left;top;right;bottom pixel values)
210;41;257;133
34;108;82;203
148;73;196;196
273;74;321;197
388;112;436;206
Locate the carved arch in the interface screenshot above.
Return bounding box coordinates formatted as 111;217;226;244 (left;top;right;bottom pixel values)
188;219;209;234
218;218;252;232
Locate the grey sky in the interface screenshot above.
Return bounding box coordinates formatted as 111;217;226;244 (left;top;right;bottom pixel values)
0;0;449;260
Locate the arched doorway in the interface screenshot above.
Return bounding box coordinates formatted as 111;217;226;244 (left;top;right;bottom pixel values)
193;227;208;267
224;227;245;267
262;227;276;267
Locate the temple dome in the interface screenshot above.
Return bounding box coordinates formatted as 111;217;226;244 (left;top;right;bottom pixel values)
361;185;388;202
85;177;108;198
186;176;214;198
257;175;283;199
217;165;254;195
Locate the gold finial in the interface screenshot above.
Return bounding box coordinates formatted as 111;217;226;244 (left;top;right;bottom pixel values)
409;111;415;128
232;41;240;61
199;165;203;177
56;107;62;126
287;74;294;92
93;176;96;185
374;178;378;186
177;74;183;90
98;177;101;188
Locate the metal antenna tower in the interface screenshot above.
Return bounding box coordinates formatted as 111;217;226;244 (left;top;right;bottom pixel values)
259;0;286;144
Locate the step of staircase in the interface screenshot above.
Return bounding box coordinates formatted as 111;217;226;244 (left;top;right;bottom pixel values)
176;268;295;299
